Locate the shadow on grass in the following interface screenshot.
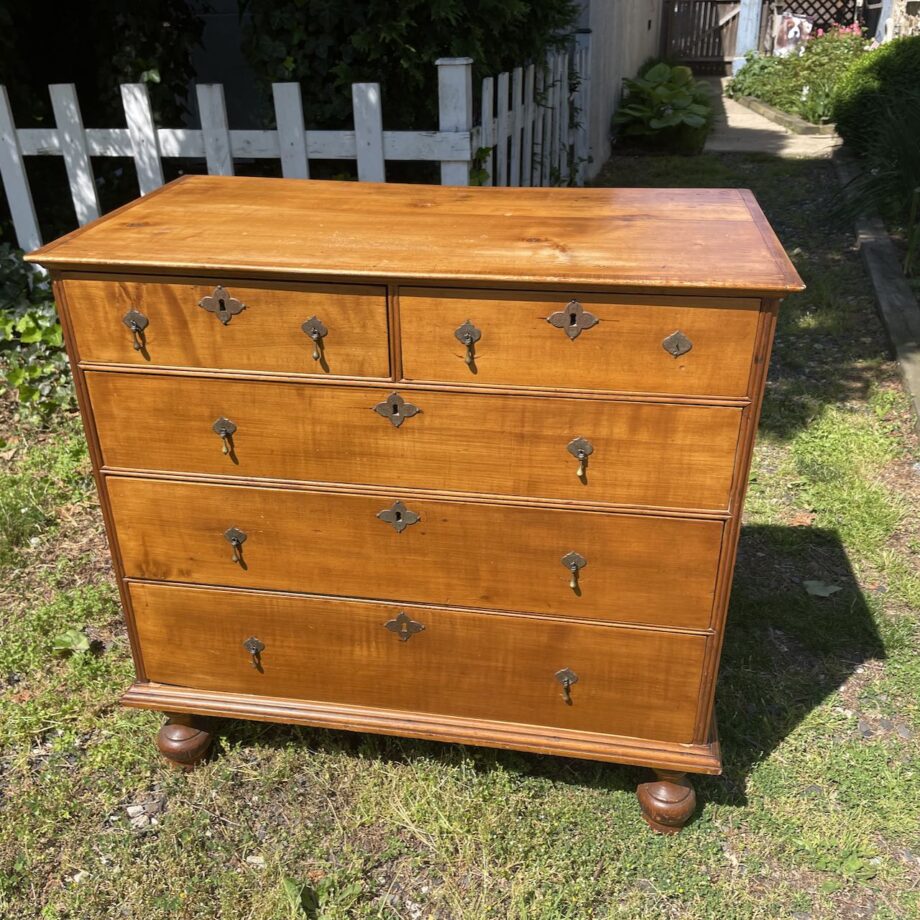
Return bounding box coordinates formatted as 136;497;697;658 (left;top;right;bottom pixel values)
208;523;883;812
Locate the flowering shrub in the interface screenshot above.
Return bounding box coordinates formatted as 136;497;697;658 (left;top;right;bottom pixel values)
729;24;869;124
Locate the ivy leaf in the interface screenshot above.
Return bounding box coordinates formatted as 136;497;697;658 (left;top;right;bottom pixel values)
52;628;91;655
803;579;842;597
139;68;160;84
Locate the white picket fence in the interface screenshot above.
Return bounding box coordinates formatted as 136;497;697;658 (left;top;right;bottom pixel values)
478;41;590;189
0;50;590;253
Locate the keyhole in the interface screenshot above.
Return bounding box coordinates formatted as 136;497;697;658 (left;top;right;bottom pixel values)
392;404;399;416
218;298;226;314
394;511;402;523
569;312;577;326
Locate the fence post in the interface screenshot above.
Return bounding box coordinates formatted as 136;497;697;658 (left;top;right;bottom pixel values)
573;30;592;186
196;84;233;176
50;84;101;225
436;57;474;186
352;83;386;182
733;0;763;73
121;83;164;195
272;83;310;179
0;86;42;251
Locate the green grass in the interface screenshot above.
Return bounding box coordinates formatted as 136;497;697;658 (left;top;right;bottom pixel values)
1;154;919;919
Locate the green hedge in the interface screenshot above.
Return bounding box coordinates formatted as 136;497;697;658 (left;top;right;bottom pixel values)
240;0;578;130
832;35;920;155
729;28;867;124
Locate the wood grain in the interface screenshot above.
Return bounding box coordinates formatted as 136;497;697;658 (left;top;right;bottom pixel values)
62;275;390;378
106;476;723;628
400;288;760;398
87;371;743;511
122;680;723;773
27;176;805;295
130;581;708;744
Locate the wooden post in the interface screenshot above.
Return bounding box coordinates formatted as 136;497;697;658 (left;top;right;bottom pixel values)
0;86;42;250
521;64;535;188
495;71;510;187
196;84;233;176
509;67;523;187
50;83;101;225
573;30;592;186
436;57;473;186
121;83;164;195
352;83;386;182
733;0;763;73
479;77;495;187
272;83;310;179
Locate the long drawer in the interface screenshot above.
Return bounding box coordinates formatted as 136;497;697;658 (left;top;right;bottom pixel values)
400;288;760;397
107;477;723;629
87;372;742;511
130;582;708;744
61;276;390;378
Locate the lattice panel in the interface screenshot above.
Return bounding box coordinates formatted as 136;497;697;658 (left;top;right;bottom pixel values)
776;1;860;31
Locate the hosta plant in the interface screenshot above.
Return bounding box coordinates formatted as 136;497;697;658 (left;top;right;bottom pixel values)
612;62;712;153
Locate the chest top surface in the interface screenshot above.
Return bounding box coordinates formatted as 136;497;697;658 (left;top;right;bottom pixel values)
27;176;803;296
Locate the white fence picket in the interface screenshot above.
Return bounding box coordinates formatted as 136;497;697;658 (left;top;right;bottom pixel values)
495;71;509;187
49;84;100;225
1;53;590;249
436;57;473;186
559;52;571;184
272;83;309;179
121;83;164;195
533;67;545;188
521;64;535;188
352;83;385;182
196;84;233;176
509;67;523;188
0;86;41;252
479;76;494;187
541;58;554;186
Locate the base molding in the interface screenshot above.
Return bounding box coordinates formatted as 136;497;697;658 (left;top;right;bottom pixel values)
122;682;722;775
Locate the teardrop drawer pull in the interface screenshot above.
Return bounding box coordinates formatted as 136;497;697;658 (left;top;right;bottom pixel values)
301;316;328;362
122;310;149;351
561;551;587;591
566;437;594;480
199;285;245;325
546;300;598;340
454;319;481;368
377;500;420;533
373;392;420;428
212;417;237;455
243;636;264;669
555;667;578;704
224;527;247;564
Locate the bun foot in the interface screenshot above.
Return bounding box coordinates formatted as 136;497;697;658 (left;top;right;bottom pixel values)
637;770;696;834
155;713;213;770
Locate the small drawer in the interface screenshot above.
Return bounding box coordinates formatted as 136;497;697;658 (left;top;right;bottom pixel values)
108;477;724;629
399;288;761;397
87;372;743;511
130;582;708;744
60;275;390;378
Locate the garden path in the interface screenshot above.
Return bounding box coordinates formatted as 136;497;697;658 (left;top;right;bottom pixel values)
703;77;842;157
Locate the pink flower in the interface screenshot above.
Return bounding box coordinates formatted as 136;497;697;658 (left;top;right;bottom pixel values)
817;28;825;36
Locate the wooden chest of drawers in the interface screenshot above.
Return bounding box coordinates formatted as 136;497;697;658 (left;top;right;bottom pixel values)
28;176;803;833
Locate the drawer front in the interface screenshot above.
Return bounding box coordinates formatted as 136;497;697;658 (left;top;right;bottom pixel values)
130;582;707;743
400;288;760;397
61;277;390;377
108;477;723;629
88;373;742;511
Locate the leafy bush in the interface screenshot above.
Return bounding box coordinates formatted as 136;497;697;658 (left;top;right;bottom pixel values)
612;62;712;154
729;26;868;124
239;0;578;130
832;35;920;155
0;243;73;421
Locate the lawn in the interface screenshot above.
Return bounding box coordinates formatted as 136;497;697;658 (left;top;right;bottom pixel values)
1;153;918;919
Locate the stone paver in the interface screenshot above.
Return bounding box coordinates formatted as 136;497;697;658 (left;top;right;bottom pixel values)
703;78;841;158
